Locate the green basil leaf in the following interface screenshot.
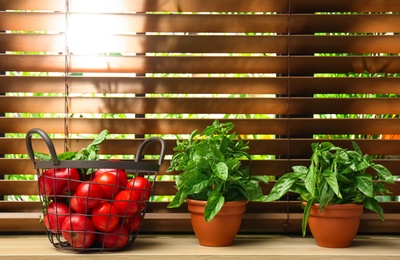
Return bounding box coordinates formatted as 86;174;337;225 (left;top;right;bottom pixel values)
34;152;52;161
305;165;316;197
322;169;342;199
57;151;77;160
372;164;395;184
188;179;210;194
204;191;225;222
356;174;374;198
87;129;108;147
263;173;302;202
167;189;187;208
213;162;228;180
302;200;313;236
363;197;385;221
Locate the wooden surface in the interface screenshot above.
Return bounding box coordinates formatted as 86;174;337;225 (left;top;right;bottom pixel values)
0;235;399;259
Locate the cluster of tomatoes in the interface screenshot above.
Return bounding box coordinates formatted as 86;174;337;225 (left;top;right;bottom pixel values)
40;167;152;249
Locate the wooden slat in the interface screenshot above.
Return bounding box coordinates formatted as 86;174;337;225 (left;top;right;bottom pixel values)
2;13;400;34
0;0;286;13
0;201;42;212
2;96;400;115
0;75;288;95
3;158;400;179
1;55;399;74
4;138;400;157
0;138;174;157
2;179;400;197
3;34;400;54
1;54;285;73
2;76;400;95
1;118;400;136
0;0;65;11
2;0;400;13
289;0;400;13
0;33;65;53
0;13;289;33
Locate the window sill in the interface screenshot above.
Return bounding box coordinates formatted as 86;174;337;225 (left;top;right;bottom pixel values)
1;234;399;259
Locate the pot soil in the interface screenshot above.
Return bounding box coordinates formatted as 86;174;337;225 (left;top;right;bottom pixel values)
187;199;247;247
308;203;364;248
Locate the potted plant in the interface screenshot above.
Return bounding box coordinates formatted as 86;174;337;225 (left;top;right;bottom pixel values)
264;141;394;248
167;120;268;246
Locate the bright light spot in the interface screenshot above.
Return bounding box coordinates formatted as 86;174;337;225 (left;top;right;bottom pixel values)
68;14;123;54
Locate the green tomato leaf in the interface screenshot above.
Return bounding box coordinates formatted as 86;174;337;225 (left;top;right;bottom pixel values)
204;191;225;222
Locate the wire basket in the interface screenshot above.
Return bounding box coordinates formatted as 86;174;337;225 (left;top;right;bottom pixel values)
25;128;166;252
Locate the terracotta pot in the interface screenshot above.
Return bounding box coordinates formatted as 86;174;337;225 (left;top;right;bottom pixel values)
186;199;247;247
308;203;364;248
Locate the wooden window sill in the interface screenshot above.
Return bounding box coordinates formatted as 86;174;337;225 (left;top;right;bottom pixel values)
1;234;399;259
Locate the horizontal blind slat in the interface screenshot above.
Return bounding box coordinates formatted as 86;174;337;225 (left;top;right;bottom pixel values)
1;118;400;135
2;13;399;33
2;0;400;13
4;139;400;158
3;76;400;95
2;55;400;74
4;34;400;54
2;180;400;197
3;97;400;114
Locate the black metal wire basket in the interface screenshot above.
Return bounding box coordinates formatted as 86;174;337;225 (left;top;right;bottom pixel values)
25;128;166;252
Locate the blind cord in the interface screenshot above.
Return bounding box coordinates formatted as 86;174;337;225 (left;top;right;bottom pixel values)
63;0;70;152
282;0;292;233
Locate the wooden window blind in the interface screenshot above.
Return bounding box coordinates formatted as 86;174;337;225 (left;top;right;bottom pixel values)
1;0;400;234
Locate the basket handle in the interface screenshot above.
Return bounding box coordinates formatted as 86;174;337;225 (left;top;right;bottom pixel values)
135;137;166;166
25;128;60;166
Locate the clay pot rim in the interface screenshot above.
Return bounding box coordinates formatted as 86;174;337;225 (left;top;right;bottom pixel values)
187;199;248;206
301;201;364;209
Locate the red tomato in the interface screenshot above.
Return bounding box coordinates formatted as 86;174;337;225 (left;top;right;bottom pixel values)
126;177;152;201
61;215;96;249
70;196;90;214
93;172;119;200
126;177;152;212
75;181;103;209
43;201;70;234
112;190;140;216
92;202;119;232
93;166;128;188
122;215;143;233
98;224;129;249
38;168;80;197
